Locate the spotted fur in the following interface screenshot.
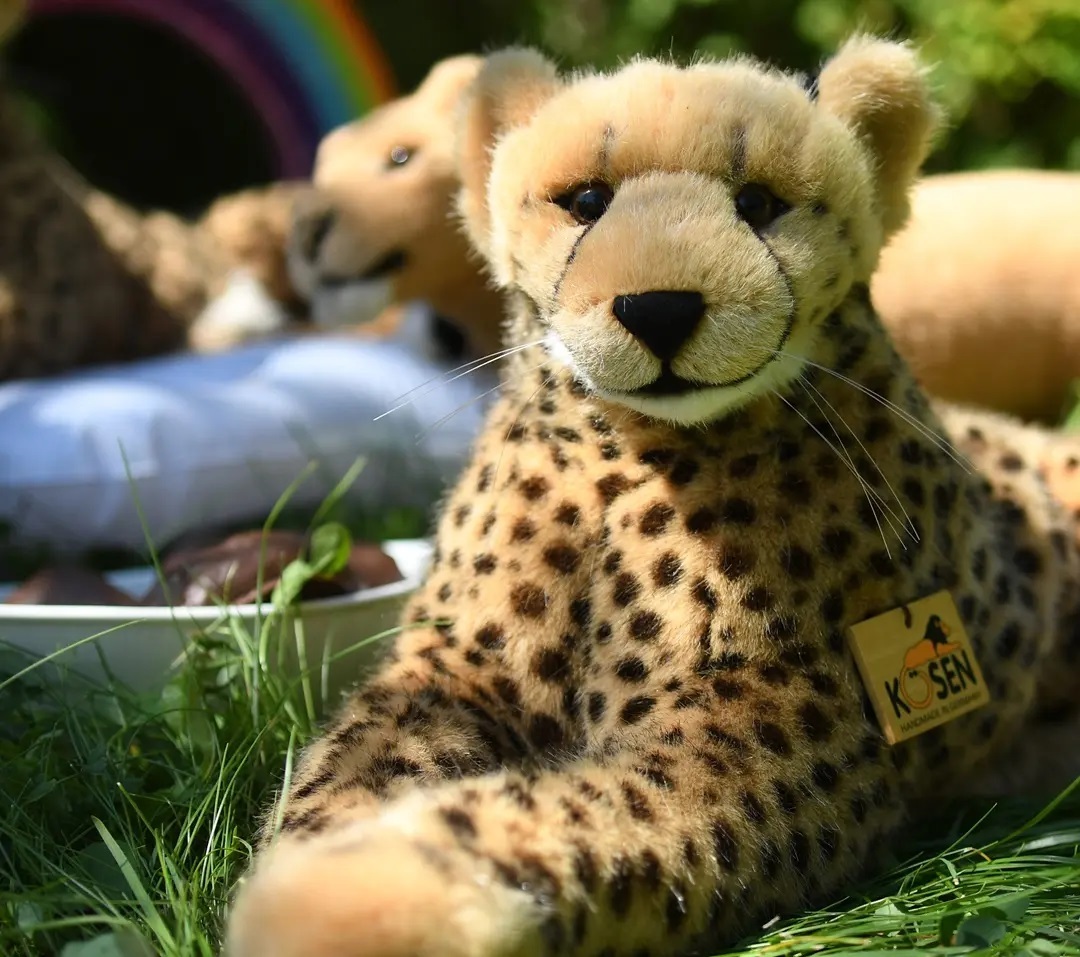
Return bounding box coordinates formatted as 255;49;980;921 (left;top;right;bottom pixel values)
227;38;1080;957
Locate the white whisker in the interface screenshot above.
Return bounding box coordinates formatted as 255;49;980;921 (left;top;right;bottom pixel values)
773;350;972;474
413;382;506;444
374;339;544;422
774;390;899;558
800;377;918;545
795;379;909;554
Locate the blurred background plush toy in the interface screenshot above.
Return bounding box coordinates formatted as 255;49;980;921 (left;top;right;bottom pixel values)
872;169;1080;423
0;1;316;379
287;54;505;362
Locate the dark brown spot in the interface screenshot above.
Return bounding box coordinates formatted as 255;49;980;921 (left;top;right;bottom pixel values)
587;692;607;722
686;507;718;534
781;545;815;581
720;498;756;524
543;543;582;575
511;583;548;619
555;502;581;526
614;573;642;606
597;473;631;503
712;819;739;871
712;677;745;700
1014;548;1041;576
621;696;656;724
520;476;550;501
475;624;506;650
511;518;537;542
740;790;767;824
621;782;654;821
820;591;844;623
570;596;591;628
493;676;521;707
615;656;650;683
742;585;773;611
473;553;497;574
609;856;634;917
799;702;834;742
652;553;683;587
822;526;854;559
440;806;477;840
754;720;791;755
811;760;839;792
574;845;599;891
669;458;700;486
630;611;663;641
640;502;676;536
534;648;572;683
528;714;564;750
718;543;754;580
773;780;797;814
692;578;718;610
729;453;759;478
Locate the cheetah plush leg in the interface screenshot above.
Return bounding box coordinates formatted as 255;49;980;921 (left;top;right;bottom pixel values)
258;650;520;841
228;674;900;957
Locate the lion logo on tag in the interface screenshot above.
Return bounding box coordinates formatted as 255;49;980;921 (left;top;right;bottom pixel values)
846;590;989;744
887;613;976;718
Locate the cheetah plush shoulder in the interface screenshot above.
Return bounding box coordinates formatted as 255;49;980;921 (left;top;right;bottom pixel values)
227;38;1080;957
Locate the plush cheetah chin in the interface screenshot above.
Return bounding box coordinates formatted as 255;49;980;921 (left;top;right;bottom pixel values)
226;38;1080;957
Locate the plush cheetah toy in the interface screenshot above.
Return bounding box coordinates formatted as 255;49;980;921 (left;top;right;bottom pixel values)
226;38;1080;957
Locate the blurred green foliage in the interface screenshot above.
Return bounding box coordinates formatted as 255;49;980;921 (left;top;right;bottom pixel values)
510;0;1080;173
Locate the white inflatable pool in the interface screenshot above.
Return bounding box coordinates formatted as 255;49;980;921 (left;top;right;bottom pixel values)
0;308;497;554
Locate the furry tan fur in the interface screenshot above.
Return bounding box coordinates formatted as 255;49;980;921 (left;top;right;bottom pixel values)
873;169;1080;422
226;38;1080;957
287;54;505;358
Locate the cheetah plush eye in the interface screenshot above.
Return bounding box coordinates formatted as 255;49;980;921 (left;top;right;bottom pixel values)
555;182;615;226
734;183;790;230
387;146;415;169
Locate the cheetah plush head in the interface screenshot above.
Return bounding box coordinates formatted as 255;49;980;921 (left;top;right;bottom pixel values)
288;55;483;328
457;38;938;426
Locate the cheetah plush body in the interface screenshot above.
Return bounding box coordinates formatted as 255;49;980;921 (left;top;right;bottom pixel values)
227;38;1080;957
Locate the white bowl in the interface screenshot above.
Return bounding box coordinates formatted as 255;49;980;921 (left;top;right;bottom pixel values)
0;538;432;702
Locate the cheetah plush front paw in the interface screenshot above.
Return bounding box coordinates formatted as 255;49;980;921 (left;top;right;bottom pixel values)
225;830;539;957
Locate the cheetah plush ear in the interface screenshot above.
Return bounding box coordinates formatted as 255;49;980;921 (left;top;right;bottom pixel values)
416;54;485;112
816;36;940;236
455;48;562;257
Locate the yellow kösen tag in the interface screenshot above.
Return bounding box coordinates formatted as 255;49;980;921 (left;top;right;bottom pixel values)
846;591;990;745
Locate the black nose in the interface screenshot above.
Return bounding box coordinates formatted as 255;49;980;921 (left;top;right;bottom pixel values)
612;290;706;361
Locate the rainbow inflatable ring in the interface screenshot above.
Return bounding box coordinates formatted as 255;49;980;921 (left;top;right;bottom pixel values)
28;0;397;177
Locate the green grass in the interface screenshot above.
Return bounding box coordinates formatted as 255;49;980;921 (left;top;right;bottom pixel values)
1;611;1078;957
